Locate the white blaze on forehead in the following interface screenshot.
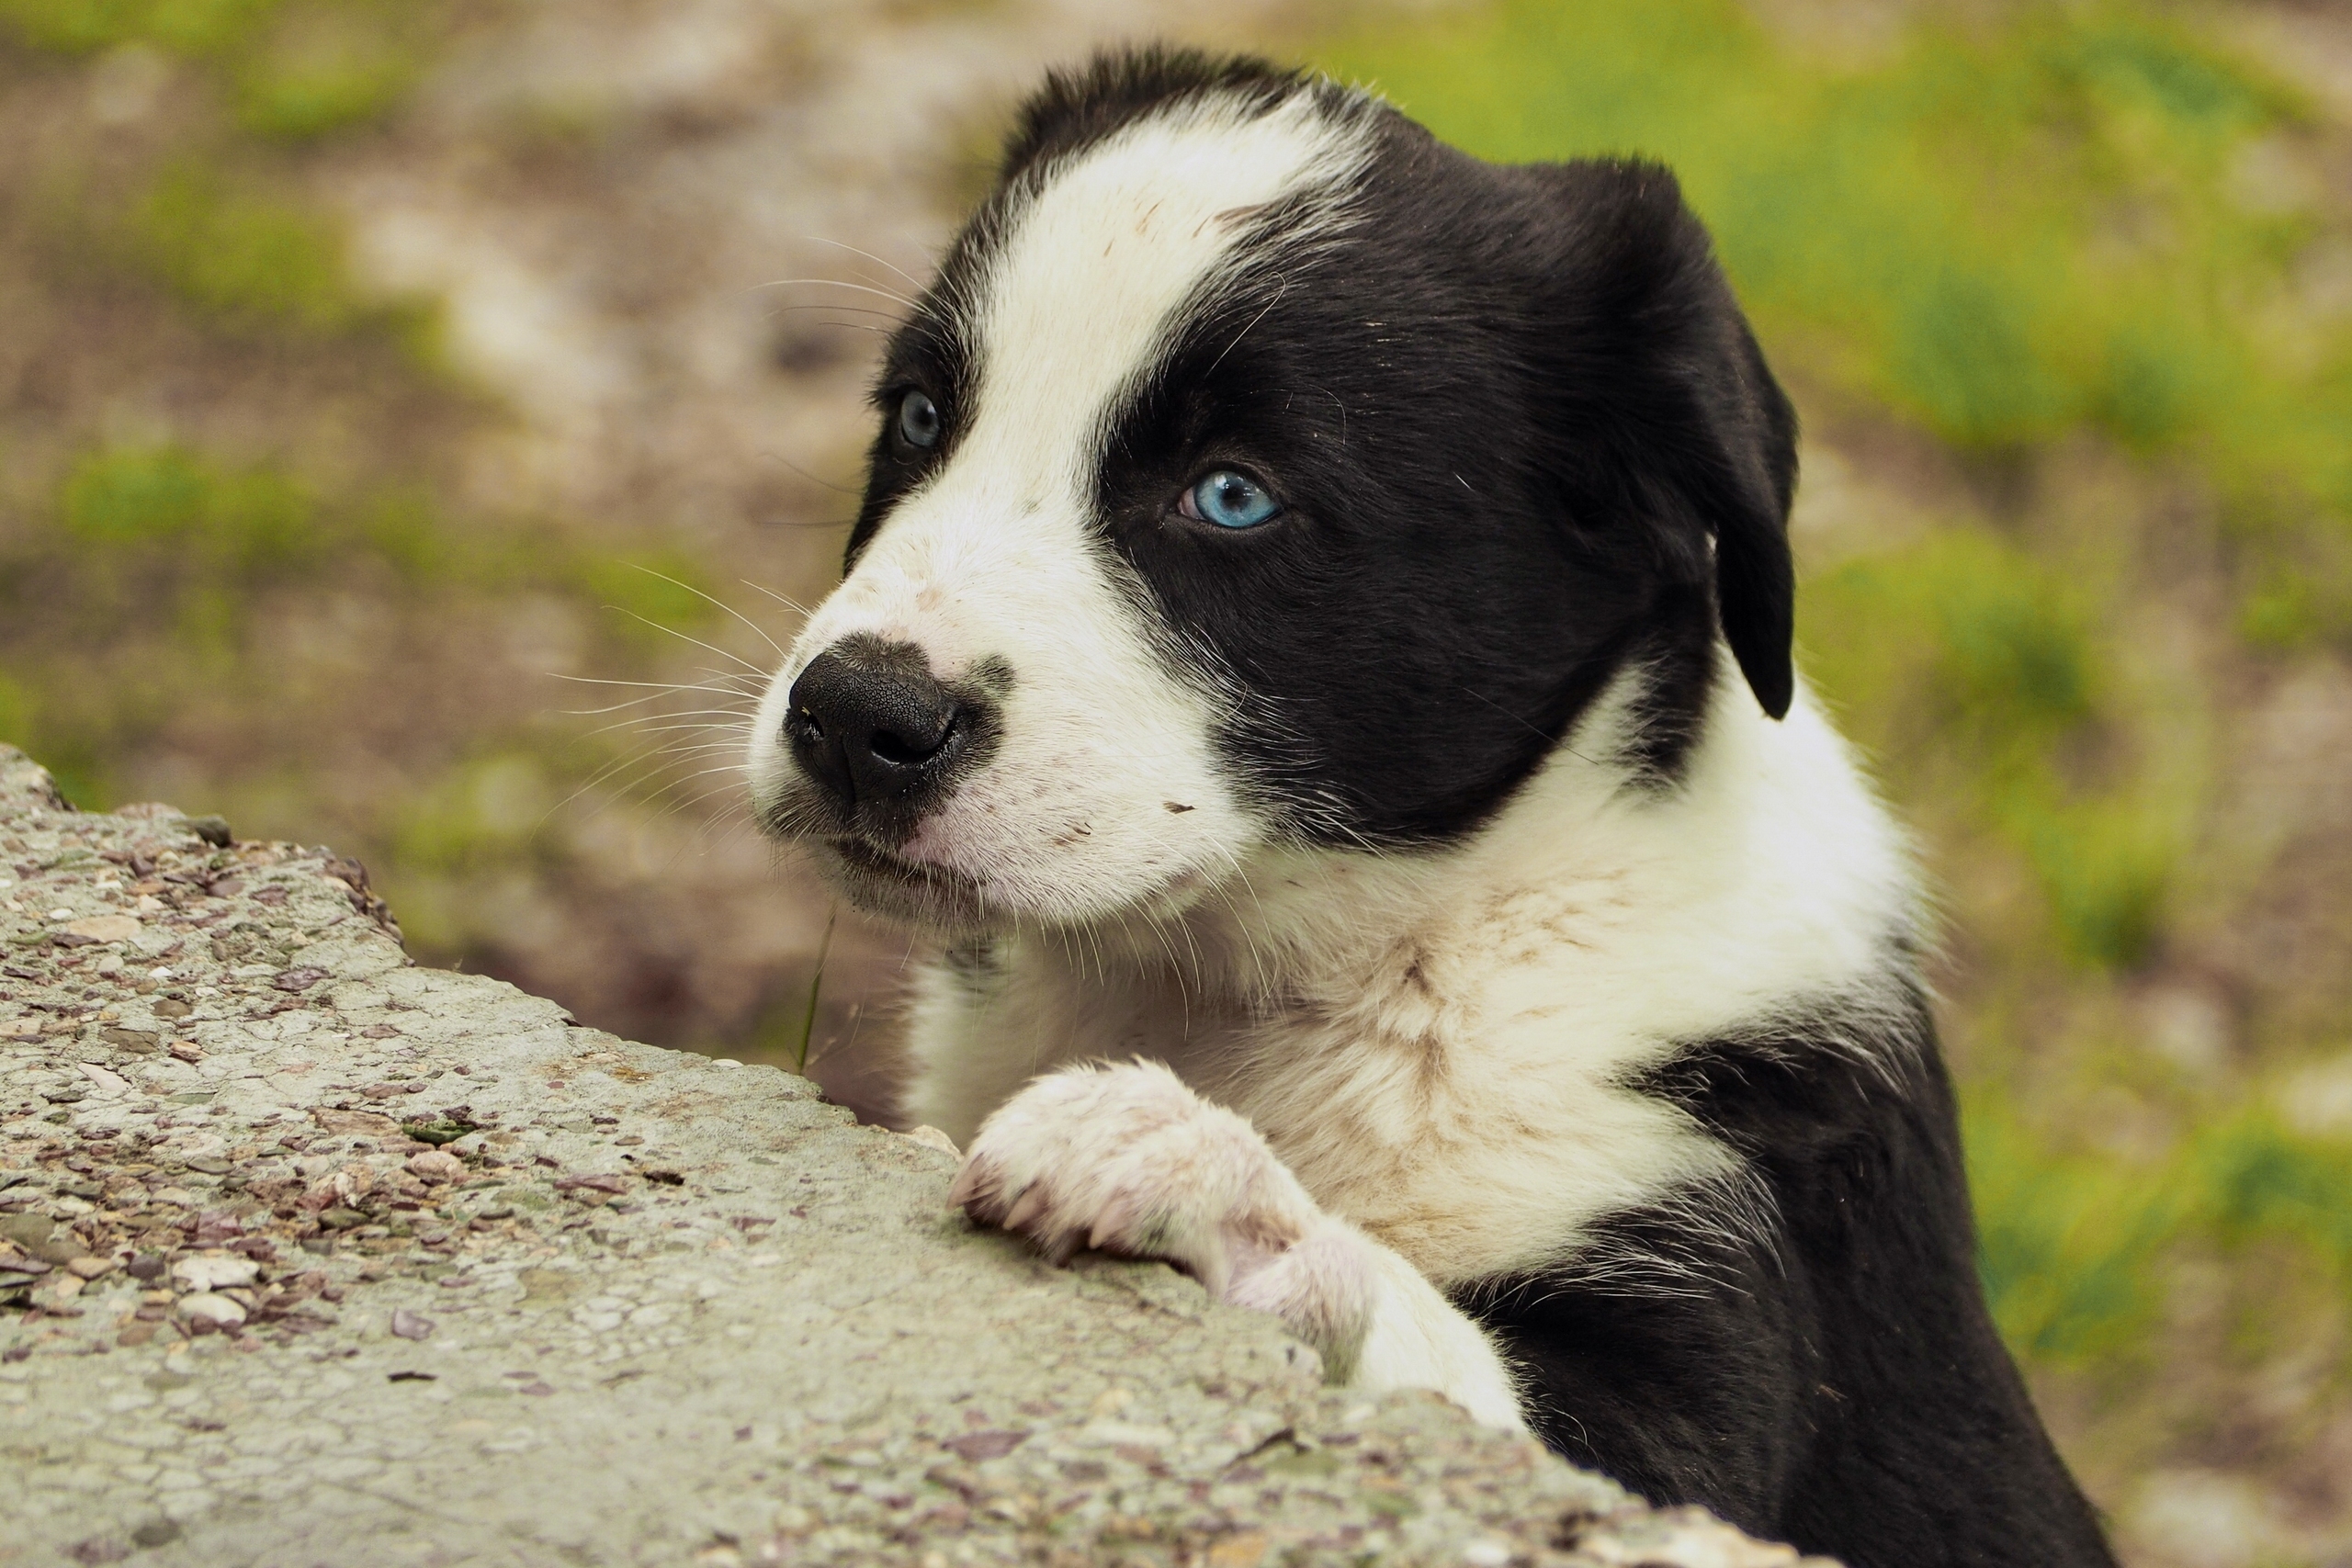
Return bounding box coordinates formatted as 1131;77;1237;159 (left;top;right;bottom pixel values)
962;93;1366;491
752;88;1371;924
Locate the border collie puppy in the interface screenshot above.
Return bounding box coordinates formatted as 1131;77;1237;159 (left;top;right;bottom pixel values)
748;50;2114;1567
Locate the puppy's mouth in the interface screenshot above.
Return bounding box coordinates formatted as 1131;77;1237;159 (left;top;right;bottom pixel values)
818;835;995;927
830;836;957;885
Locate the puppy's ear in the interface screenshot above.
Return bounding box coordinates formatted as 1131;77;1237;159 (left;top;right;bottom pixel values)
1529;160;1799;719
1705;316;1798;720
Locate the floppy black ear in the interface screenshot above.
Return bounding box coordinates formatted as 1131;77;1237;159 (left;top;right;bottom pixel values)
1528;160;1799;719
1705;317;1798;720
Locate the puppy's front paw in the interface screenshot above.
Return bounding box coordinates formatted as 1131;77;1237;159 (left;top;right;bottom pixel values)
951;1061;1512;1421
948;1060;1317;1300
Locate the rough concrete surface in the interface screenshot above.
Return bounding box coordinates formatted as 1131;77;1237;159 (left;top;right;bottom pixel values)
0;744;1828;1567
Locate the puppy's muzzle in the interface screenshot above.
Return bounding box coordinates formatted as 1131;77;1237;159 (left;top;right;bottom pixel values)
785;638;978;834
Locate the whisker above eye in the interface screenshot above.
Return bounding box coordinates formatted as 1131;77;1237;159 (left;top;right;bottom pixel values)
793;233;929;292
757;446;864;497
768;303;906;321
747;277;921;311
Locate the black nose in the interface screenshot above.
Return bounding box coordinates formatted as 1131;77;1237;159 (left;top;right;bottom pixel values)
785;640;974;821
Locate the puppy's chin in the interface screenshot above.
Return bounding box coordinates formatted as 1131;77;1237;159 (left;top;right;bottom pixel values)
755;778;1238;936
809;838;1003;933
807;836;1227;939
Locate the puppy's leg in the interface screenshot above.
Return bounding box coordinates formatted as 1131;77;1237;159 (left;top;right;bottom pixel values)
949;1060;1523;1430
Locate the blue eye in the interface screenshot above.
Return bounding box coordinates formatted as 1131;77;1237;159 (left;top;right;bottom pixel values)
1181;470;1281;529
897;389;941;450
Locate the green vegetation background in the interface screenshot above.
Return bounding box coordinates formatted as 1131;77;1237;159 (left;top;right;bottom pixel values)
5;0;2351;1546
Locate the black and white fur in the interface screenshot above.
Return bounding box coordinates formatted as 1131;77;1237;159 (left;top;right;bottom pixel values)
747;51;2114;1567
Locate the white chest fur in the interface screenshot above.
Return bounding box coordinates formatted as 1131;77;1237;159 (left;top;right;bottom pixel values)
901;674;1915;1288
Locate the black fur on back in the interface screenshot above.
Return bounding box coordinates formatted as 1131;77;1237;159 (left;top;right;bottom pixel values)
1464;982;2114;1566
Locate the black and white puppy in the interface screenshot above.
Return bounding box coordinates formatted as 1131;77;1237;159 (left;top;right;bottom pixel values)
748;50;2114;1568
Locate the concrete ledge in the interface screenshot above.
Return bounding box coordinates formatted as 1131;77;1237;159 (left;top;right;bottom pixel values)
0;745;1827;1566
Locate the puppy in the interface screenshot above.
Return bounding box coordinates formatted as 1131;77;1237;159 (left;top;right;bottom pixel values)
748;49;2115;1567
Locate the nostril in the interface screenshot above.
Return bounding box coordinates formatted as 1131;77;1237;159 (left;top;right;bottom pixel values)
868;713;955;768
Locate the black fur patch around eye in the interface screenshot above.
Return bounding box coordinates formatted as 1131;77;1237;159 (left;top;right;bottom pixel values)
847;306;978;569
1087;112;1795;844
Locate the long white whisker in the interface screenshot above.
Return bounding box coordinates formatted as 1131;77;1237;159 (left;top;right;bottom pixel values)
579;712;756;739
741;581;817;618
539;741;698;825
554;674;763;701
750;277;919;310
796;234;927;291
561;692;752;718
597;607;770;676
606;709;757;727
660;761;755;789
769;303;905;321
618;564;788;662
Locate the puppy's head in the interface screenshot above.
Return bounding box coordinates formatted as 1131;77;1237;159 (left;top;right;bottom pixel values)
750;50;1797;932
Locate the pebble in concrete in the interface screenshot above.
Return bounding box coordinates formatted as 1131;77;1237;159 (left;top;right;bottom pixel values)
0;744;1832;1566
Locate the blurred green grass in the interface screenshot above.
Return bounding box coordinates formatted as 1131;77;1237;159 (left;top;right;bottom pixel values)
1324;0;2352;1465
1;0;433;140
1973;1097;2352;1371
131;164;384;333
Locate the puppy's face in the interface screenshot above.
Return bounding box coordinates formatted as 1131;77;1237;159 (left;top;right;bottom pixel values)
750;54;1797;933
